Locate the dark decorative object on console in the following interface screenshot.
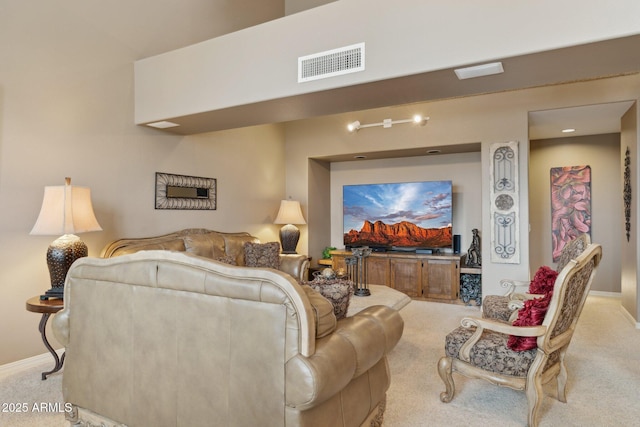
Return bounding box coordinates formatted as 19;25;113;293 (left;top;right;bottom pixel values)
465;228;481;268
346;246;372;296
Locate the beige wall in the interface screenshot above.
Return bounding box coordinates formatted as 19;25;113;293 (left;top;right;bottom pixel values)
0;1;286;365
530;134;622;293
330;153;482;253
285;0;336;15
3;1;640;367
621;104;639;318
284;74;640;301
135;0;640;127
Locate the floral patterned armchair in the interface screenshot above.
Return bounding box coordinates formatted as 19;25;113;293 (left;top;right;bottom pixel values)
482;233;591;322
437;242;602;427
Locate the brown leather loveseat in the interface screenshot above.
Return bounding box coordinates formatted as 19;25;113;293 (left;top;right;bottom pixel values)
53;250;404;426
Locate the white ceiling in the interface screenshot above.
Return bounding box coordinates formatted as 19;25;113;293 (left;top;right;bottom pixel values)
529;101;635;140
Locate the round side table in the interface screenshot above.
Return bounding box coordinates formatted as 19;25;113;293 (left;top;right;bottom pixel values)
25;296;65;380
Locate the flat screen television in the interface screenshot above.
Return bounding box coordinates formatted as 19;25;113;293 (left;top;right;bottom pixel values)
343;180;453;252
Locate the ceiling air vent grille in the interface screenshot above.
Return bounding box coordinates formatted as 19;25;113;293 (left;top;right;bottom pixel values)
298;43;365;83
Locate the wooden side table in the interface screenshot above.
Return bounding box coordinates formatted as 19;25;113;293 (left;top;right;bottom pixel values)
25;296;65;380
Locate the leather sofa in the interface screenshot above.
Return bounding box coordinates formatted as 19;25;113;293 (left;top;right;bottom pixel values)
100;228;309;282
53;250;404;426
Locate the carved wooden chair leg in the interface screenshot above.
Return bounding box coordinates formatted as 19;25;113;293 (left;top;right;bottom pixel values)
437;356;455;403
525;374;544;427
556;351;569;403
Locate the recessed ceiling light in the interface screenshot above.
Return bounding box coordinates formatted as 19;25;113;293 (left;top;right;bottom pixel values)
147;121;180;129
562;128;576;133
454;62;504;80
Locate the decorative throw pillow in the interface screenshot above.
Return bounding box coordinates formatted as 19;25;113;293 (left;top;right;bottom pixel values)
243;242;280;269
215;255;237;266
300;285;337;338
528;266;558;295
507;292;553;351
306;278;354;320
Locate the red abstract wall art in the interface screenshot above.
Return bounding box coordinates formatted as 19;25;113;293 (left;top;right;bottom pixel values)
550;165;591;262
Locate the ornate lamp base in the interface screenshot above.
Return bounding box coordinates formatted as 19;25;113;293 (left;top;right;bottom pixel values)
40;287;64;301
41;234;88;300
279;224;300;254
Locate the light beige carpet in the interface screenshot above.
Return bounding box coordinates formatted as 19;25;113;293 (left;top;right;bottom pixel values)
384;295;640;426
1;295;638;426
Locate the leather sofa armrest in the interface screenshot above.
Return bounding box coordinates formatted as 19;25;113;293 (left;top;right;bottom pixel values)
279;254;310;281
285;305;404;409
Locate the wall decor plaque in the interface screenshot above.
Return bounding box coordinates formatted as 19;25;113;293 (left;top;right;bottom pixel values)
155;172;217;210
624;147;631;242
489;141;520;264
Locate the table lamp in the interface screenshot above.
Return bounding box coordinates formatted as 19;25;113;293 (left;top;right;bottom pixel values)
30;177;102;300
274;199;306;254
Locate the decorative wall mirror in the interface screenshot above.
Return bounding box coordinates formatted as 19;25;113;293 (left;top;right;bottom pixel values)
155;172;217;210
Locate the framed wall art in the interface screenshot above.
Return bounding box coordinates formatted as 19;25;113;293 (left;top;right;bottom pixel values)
155;172;217;210
550;165;591;261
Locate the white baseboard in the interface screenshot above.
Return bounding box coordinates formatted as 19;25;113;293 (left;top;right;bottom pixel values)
620;305;640;329
0;349;64;379
589;290;621;298
587;291;639;328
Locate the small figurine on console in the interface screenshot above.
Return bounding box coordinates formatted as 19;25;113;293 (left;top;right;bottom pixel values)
466;228;482;268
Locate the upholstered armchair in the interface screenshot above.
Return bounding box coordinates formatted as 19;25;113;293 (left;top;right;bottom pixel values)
482;234;591;322
437;243;601;427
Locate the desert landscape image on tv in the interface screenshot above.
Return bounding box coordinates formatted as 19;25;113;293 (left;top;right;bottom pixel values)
343;181;453;248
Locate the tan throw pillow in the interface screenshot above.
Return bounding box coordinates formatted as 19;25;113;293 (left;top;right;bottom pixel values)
300;285;337;338
243;242;280;269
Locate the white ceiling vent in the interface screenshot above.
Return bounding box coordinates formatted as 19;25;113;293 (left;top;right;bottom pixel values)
298;42;365;83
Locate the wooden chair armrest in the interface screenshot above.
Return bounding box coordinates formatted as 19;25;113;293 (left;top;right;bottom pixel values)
499;279;530;296
509;292;544;302
507;292;545;321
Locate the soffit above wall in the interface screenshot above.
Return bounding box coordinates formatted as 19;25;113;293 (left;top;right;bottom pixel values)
529;101;635;140
313;143;481;163
146;34;640;135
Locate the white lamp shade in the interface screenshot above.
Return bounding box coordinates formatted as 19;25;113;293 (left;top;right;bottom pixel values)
31;181;102;235
274;200;306;225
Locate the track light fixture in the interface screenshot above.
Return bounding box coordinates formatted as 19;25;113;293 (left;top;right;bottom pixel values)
347;115;428;132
